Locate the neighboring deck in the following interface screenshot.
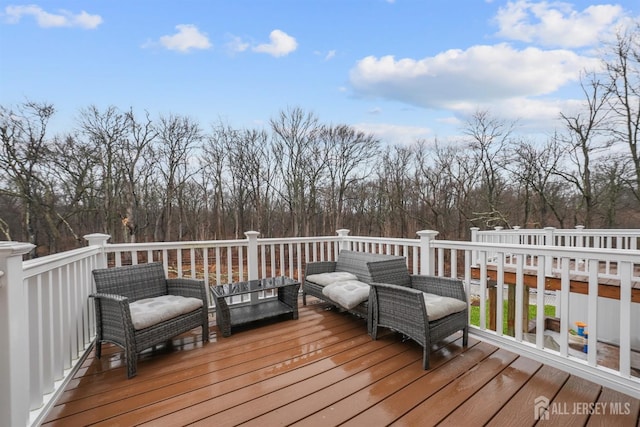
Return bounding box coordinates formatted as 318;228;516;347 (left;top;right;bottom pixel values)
470;264;640;303
42;299;640;427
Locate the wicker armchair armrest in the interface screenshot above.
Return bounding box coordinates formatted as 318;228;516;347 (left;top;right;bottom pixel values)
304;261;337;276
90;292;127;303
90;292;133;329
167;278;207;302
371;282;425;298
410;275;467;302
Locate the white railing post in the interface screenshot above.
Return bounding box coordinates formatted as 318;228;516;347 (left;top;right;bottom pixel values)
245;231;260;281
470;227;480;265
336;229;350;252
574;225;585;251
512;226;520;245
84;233;111;269
416;230;438;275
492;227;503;261
245;231;260;304
0;242;36;427
544;227;555;276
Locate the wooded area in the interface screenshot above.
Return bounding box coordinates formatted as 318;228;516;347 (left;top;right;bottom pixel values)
1;28;639;257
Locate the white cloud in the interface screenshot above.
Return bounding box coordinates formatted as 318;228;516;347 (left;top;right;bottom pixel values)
159;24;211;53
225;34;250;53
436;116;463;127
450;96;573;132
313;49;337;60
253;29;297;57
346;1;636;137
353;122;432;145
348;42;606;131
4;5;102;29
350;44;598;107
494;0;624;48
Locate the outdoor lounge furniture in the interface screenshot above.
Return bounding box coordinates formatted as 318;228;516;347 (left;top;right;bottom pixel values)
302;250;412;330
91;262;209;378
369;276;469;369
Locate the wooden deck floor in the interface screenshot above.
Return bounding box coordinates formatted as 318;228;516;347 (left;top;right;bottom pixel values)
42;298;640;427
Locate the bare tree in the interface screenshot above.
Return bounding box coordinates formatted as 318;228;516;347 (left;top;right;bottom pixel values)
0;101;55;256
46;134;100;247
321;124;379;233
154;114;201;241
78;105;131;239
505;137;568;227
6;92;640;253
463;109;515;228
603;25;640;203
238;128;275;236
411;140;459;238
555;74;612;227
377;145;414;237
433;142;481;238
270;107;324;236
210;123;254;238
595;159;629;227
120;109;158;242
201;123;230;239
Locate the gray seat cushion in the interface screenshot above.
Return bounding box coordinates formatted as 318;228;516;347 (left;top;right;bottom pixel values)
305;271;358;286
422;293;467;320
129;295;203;330
322;280;371;309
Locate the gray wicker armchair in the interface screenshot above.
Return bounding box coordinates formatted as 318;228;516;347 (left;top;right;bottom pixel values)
91;262;209;378
369;275;469;369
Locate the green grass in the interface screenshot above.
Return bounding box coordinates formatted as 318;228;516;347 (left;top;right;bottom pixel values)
470;301;556;333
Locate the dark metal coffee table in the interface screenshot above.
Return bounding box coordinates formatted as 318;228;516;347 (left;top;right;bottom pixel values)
210;276;300;337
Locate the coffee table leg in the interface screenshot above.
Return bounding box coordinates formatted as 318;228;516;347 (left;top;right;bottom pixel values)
279;284;300;320
215;296;232;337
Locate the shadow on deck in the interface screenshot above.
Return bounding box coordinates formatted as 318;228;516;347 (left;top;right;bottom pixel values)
41;298;640;426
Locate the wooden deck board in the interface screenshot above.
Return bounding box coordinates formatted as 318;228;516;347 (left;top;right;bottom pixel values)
538;375;605;426
587;388;640;427
45;310;353;423
334;341;501;426
197;343;417;426
41;298;639;427
393;348;520;426
438;356;543;426
278;338;474;426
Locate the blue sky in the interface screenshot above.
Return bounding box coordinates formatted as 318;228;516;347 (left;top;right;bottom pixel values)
1;0;639;145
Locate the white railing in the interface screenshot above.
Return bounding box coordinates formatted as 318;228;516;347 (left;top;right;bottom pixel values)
101;233;347;307
431;240;639;397
1;229;638;426
0;242;102;427
472;226;640;278
472;226;640;250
